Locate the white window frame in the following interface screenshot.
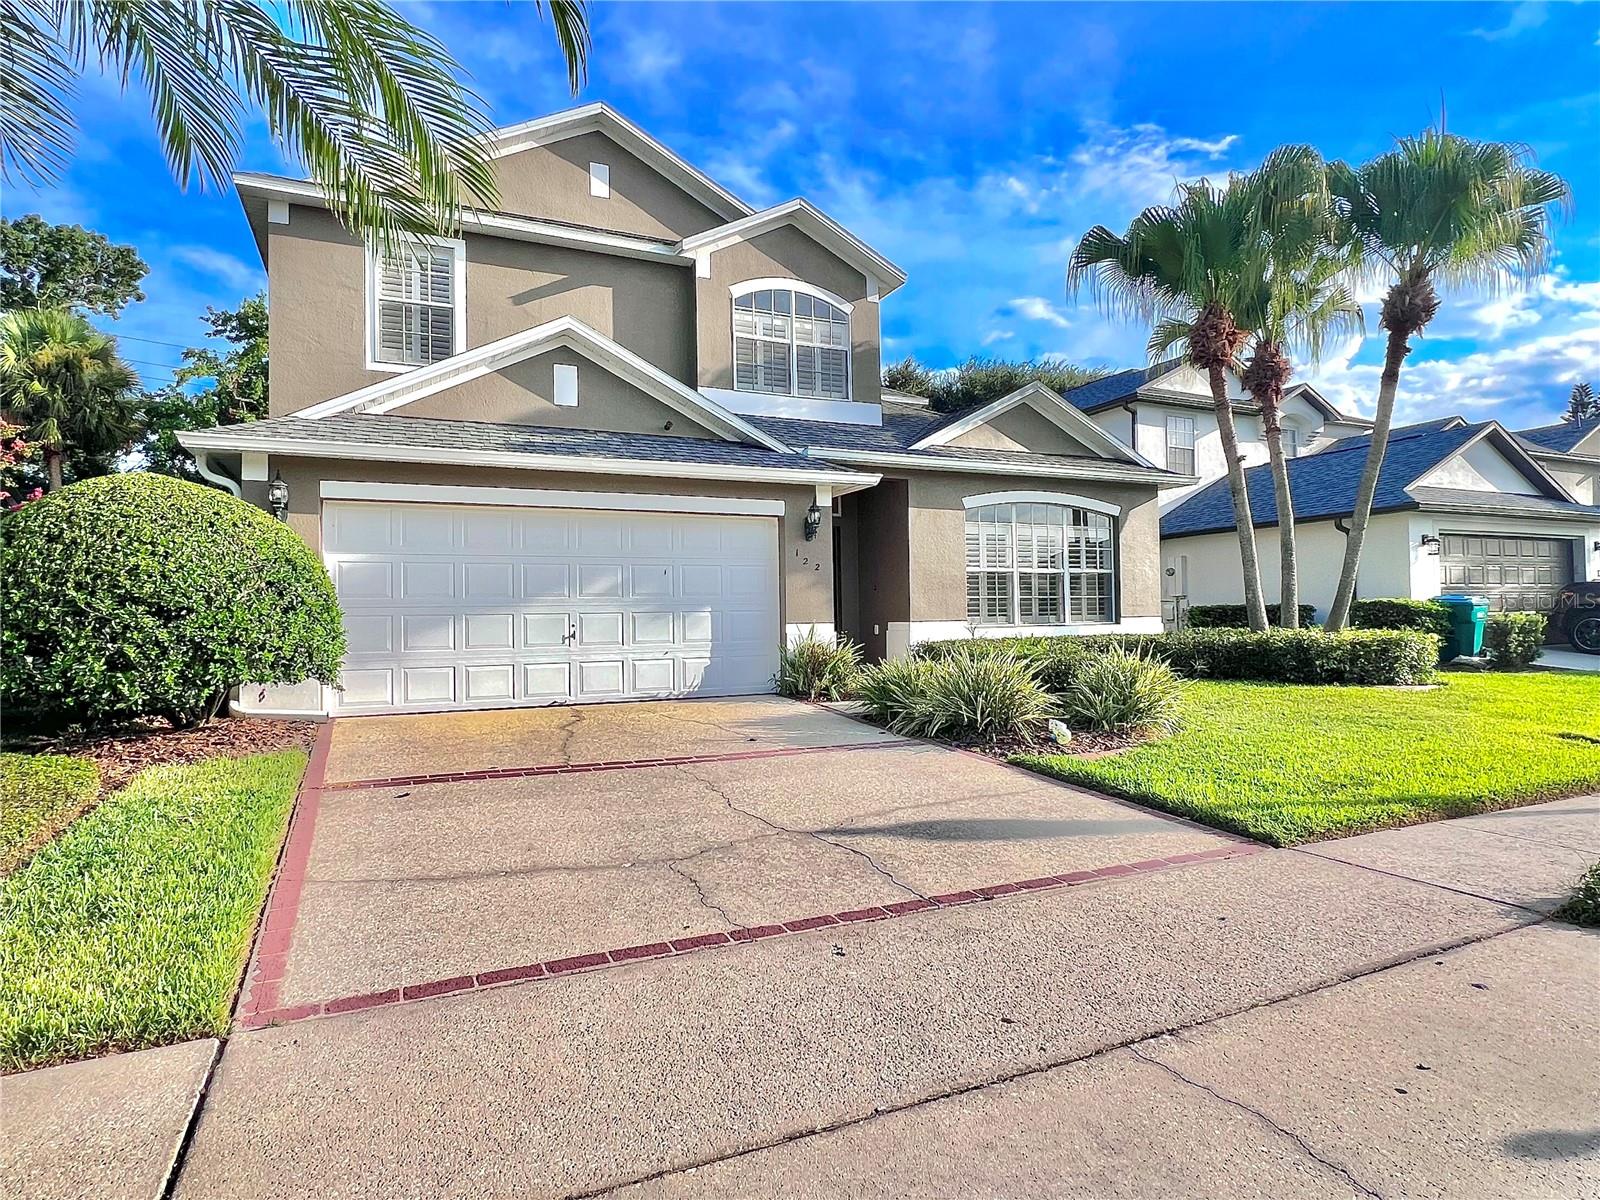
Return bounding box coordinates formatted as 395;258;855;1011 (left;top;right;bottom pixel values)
1279;422;1301;458
730;278;853;402
964;501;1117;627
365;236;467;374
1165;414;1196;475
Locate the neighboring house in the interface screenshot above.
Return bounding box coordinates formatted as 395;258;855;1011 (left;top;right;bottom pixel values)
1515;417;1599;505
1060;361;1373;514
180;103;1188;717
1160;417;1600;618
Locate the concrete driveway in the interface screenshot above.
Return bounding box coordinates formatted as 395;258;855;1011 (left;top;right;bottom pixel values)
255;698;1237;1015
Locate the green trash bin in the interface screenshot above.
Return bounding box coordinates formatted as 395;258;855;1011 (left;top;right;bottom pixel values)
1435;594;1489;660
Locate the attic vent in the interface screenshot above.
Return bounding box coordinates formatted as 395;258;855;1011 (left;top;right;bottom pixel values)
554;363;579;407
589;162;610;198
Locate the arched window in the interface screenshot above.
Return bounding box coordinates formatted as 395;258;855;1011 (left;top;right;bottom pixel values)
966;502;1115;625
732;282;851;400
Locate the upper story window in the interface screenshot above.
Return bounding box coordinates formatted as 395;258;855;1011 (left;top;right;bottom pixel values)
732;281;851;400
966;502;1115;627
1165;414;1196;475
368;238;465;369
1280;424;1301;458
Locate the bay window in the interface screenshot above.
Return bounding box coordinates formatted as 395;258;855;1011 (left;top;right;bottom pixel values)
966;502;1115;625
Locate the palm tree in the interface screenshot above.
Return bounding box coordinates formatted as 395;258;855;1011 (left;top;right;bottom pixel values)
0;0;590;246
1321;128;1569;631
1069;175;1273;630
1236;148;1363;627
0;309;141;490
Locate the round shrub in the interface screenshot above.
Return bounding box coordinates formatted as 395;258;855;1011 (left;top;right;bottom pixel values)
1;473;344;729
1058;645;1186;735
858;646;1052;743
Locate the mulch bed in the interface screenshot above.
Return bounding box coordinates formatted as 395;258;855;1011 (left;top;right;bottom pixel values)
8;717;319;792
952;729;1146;761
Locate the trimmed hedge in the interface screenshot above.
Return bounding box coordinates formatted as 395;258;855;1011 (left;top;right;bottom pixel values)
1187;603;1317;629
1;473;345;729
1484;611;1547;668
915;627;1439;687
1348;598;1452;639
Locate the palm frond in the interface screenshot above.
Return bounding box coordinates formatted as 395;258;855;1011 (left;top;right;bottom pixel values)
0;0;81;185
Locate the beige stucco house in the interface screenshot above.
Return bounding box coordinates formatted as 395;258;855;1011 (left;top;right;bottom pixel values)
181;104;1190;718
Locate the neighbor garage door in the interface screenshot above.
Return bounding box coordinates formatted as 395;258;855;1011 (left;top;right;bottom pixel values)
1440;533;1573;612
323;500;780;714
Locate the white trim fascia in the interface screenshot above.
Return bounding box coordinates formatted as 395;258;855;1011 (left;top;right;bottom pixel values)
678;199;908;295
232;173;693;266
729;277;855;314
962;490;1122;518
910;381;1158;469
289;316;792;452
178;427;881;491
810;447;1191;489
363;235;467;373
700;388;882;427
484;103;752;222
1409;497;1600;523
192;452;242;498
1406;422;1575;503
321;480;785;517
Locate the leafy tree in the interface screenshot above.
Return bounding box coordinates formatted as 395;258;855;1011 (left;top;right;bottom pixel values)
1566;381;1597;424
0;308;140;490
881;356;936;397
0;214;149;315
0;0;590;246
1070;175;1276;631
1236;147;1362;628
142;294;267;480
929;357;1102;414
1321;129;1568;632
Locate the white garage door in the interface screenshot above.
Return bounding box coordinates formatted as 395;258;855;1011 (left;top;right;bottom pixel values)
323;500;781;714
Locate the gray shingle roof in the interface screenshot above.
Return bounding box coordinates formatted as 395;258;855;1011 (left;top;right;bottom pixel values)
1406;487;1600;519
1059;360;1186;413
225;413;863;474
746;403;944;452
1516;417;1598;455
1161;419;1595;538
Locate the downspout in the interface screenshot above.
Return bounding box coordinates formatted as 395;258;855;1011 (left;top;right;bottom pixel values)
192;451;243;498
1334;517;1355;607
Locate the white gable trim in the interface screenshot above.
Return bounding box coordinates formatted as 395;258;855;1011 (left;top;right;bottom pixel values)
678;199;907;296
911;382;1156;468
233;173;692;267
486;103;751;223
963;490;1123;518
1404;422;1575;504
291;316;792;452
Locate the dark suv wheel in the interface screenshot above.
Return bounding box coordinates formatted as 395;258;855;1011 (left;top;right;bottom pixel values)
1569;613;1600;655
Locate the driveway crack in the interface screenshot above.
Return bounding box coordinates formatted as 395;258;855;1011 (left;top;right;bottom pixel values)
552;707;584;766
664;858;745;928
1128;1045;1384;1199
675;765;928;901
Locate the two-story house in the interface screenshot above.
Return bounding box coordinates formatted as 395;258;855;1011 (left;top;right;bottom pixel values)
182;104;1190;718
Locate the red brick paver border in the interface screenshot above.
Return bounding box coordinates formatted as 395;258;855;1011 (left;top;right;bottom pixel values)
321;739;911;793
237;842;1267;1030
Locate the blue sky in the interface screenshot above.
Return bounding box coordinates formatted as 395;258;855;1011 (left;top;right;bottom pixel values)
8;0;1598;428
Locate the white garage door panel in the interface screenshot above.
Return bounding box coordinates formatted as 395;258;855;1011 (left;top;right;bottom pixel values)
324;501;781;714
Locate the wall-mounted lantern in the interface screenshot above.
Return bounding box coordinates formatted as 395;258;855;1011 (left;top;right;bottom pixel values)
267;471;290;522
803;501;822;541
1419;533;1442;556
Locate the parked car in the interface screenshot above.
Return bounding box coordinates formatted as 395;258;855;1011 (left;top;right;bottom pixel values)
1549;580;1600;654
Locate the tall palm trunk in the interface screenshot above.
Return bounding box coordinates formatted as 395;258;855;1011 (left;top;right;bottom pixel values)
1261;402;1298;627
1325;274;1437;631
1206;362;1269;632
44;447;63;491
1245;345;1298;628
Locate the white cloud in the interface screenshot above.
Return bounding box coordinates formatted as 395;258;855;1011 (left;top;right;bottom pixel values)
1067;121;1241;212
618;29;683;83
1469;1;1548;41
169;246;263;293
704;119;797;208
982;329;1015;346
1004;296;1073;328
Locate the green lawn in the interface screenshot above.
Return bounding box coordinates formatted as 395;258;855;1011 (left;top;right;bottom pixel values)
1016;673;1600;847
0;751;304;1072
0;753;102;876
